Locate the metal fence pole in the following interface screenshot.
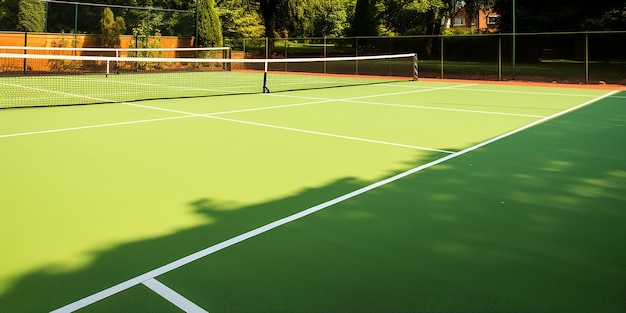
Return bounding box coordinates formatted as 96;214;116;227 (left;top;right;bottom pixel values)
512;0;517;80
355;37;359;75
323;36;327;73
585;32;589;84
74;3;78;35
498;34;502;81
23;32;27;74
194;0;199;48
440;35;444;79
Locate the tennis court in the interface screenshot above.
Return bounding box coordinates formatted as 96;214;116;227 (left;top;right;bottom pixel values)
1;66;626;312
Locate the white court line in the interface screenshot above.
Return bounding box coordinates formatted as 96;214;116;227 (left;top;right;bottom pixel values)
346;83;478;100
143;278;208;313
449;86;622;98
265;84;547;118
342;99;547;118
1;97;449;154
205;115;455;154
50;89;619;313
1;84;452;154
381;83;620;98
264;83;477;102
0;115;196;139
0;99;441;155
208;99;336;116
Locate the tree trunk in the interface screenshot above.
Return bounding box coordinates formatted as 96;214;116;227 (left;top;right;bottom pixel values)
259;0;279;56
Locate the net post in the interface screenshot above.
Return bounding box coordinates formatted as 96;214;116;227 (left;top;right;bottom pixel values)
226;47;232;71
106;60;110;77
115;49;120;74
412;53;419;81
262;60;270;93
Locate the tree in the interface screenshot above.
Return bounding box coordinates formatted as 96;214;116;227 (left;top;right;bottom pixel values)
582;3;626;30
99;7;126;47
314;0;352;37
351;0;377;36
0;0;45;31
275;0;352;37
275;0;314;37
0;0;14;30
198;0;223;47
377;0;446;35
494;0;626;32
257;0;280;40
245;0;280;54
216;0;264;38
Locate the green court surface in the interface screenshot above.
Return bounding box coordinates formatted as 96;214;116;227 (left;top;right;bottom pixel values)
0;80;625;312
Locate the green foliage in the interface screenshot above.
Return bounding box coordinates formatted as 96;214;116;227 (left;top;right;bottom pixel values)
275;0;353;37
131;14;162;39
52;30;78;48
216;0;264;38
4;0;45;32
40;0;195;36
99;8;126;48
314;0;352;37
129;22;163;70
129;16;163;61
3;0;624;40
377;0;446;35
0;0;4;14
49;31;80;70
0;0;15;30
198;0;223;47
495;0;626;32
442;26;479;35
582;3;626;30
18;0;42;32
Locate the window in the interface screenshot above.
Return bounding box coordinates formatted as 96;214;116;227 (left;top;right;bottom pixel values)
454;17;465;26
487;15;499;25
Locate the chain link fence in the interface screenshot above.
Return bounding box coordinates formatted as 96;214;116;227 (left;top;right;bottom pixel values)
229;31;626;85
2;30;624;84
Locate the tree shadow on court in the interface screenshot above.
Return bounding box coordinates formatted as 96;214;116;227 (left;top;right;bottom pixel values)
178;92;626;313
1;92;626;312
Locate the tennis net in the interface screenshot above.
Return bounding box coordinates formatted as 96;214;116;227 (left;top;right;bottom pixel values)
0;52;417;109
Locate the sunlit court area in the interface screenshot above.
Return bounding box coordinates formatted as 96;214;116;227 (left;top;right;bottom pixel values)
2;0;626;311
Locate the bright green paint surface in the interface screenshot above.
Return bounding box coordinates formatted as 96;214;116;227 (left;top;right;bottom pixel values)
0;81;624;312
